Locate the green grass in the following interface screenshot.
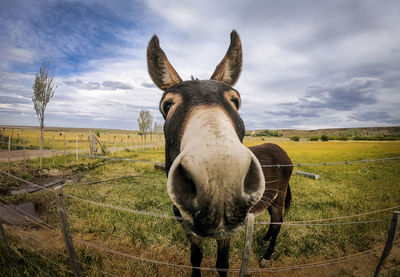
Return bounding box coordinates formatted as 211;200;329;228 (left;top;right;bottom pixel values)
1;141;400;276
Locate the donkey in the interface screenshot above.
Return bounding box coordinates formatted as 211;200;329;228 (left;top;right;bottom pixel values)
147;30;292;276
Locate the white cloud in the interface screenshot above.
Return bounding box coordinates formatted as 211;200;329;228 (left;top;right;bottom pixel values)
0;0;399;129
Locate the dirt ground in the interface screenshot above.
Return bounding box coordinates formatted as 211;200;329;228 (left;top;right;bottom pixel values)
0;149;64;162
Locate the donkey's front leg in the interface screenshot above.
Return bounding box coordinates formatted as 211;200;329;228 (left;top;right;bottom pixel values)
188;234;204;277
216;237;231;277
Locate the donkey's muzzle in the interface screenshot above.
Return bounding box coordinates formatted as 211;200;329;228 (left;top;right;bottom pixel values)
167;144;264;237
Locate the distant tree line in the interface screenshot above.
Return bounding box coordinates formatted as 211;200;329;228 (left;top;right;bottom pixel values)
248;129;283;137
307;134;400;142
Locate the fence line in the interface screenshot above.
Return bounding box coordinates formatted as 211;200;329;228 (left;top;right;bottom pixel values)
18;252;53;277
1;199;399;275
380;263;400;275
255;218;387;226
0;201;120;277
90;155;162;165
2;171;400;226
0;204;117;277
261;156;400;168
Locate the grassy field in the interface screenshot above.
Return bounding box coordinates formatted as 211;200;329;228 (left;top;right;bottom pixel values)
0;136;400;276
0;126;164;152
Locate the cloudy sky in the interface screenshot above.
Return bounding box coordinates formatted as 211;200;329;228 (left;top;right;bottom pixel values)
1;0;399;130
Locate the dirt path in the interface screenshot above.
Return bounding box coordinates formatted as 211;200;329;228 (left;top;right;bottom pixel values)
0;149;61;162
0;149;89;163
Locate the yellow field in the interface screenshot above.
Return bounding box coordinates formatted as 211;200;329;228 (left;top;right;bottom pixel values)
1;127;164;151
1;131;400;276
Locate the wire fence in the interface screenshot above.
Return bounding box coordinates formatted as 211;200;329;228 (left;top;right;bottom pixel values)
1;199;399;275
2;170;400;226
261;156;400;168
1;153;400;275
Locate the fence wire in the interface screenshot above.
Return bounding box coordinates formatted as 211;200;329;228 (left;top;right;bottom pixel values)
2;171;400;225
1;198;399;274
261;156;400;168
0;201;120;277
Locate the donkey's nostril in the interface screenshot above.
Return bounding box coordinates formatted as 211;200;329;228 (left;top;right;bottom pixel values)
178;164;197;196
168;160;198;214
243;151;265;202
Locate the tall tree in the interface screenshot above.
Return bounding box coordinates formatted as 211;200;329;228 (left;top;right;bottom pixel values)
32;61;56;171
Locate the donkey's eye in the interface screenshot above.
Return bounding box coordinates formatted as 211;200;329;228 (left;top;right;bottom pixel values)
230;97;240;109
163;101;174;115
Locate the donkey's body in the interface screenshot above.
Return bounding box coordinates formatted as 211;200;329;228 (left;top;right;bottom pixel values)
146;31;292;276
249;143;292;266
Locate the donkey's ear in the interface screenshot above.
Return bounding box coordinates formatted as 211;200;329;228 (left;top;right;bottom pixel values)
147;35;182;90
210;30;242;86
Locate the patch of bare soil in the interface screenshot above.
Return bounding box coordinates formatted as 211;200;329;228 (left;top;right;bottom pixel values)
1;167;81;196
0;149;62;162
2;221;400;276
4;224;66;252
250;245;400;277
0;202;38;225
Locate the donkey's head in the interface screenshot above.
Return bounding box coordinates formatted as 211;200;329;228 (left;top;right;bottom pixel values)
147;31;264;238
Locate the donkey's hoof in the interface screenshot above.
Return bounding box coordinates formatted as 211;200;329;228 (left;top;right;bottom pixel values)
259;258;270;268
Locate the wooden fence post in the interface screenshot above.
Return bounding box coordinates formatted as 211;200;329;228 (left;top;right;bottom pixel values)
92;134;96;157
75;135;78;161
112;137;116;156
7;135;11;176
52;135;55;166
23;137;26;173
54;186;82;277
374;211;400;277
239;213;255;277
0;221;11;254
64;134;66;165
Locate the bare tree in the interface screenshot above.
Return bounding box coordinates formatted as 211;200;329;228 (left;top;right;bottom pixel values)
32;61;56;170
137;109;153;144
153;122;163;134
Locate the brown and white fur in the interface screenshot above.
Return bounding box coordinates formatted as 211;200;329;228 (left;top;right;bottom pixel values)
147;30;292;277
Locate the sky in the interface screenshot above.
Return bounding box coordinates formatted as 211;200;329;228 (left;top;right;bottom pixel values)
0;0;399;130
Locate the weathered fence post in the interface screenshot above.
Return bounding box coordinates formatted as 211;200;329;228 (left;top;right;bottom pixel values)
93;134;97;156
239;213;255;277
374;211;400;277
52;135;55;166
54;186;82;277
0;221;11;254
112;136;116;156
75;135;78;161
23;137;26;173
64;134;66;165
295;170;320;180
7;135;11;176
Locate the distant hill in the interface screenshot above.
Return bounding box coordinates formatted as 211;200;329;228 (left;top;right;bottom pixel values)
248;126;400;138
2;125;400;139
0;125;139;134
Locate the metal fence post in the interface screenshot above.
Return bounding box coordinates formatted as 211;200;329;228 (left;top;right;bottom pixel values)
374;211;400;277
240;213;255;277
54;186;82;277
